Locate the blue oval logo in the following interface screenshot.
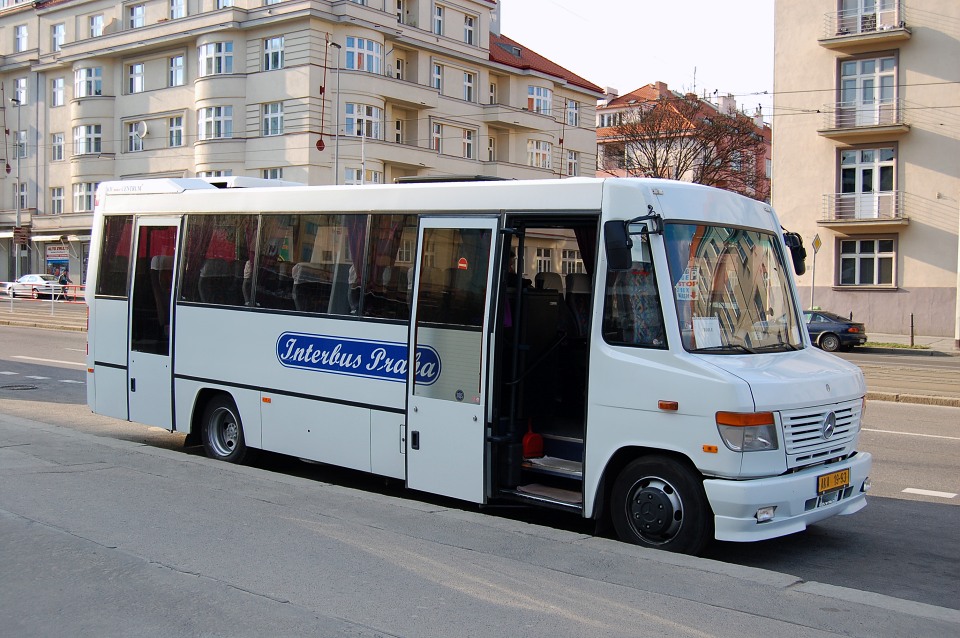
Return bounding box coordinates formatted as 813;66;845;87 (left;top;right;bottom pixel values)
276;332;441;385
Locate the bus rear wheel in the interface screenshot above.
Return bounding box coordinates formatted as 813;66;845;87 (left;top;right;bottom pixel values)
610;456;712;555
201;395;248;464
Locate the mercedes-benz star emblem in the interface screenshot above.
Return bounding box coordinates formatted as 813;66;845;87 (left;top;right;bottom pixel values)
821;411;837;440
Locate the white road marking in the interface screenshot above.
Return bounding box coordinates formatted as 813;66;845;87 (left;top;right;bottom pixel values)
59;380;85;384
862;428;960;441
25;375;50;380
12;356;86;367
65;348;85;352
902;488;957;499
0;371;17;375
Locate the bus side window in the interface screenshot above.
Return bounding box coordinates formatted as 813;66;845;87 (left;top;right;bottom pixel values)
602;257;667;349
95;215;134;297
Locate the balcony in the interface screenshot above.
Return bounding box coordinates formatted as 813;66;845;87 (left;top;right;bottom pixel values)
817;99;910;139
819;191;909;231
819;3;910;50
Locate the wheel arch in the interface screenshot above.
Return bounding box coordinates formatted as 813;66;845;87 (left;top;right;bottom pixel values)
593;445;705;520
184;387;234;446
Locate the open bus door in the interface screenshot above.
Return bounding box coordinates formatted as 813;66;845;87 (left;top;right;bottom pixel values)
406;217;499;503
127;217;180;428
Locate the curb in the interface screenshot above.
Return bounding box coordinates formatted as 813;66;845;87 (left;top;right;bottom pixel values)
858;346;960;357
866;391;960;408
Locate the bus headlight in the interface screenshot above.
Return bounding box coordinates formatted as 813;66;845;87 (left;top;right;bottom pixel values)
716;412;779;452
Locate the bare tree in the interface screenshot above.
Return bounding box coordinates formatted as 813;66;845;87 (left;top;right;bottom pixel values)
599;95;770;201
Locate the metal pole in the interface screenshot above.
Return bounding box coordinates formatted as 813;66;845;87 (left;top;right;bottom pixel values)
328;42;342;186
809;249;817;310
11;97;22;280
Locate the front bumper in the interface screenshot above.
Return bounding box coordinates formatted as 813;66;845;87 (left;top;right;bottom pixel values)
703;451;872;542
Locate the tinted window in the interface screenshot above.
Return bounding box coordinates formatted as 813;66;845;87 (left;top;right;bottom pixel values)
95;215;133;297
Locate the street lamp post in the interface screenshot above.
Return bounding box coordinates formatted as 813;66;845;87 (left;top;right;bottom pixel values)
10;97;22;279
327;42;342;185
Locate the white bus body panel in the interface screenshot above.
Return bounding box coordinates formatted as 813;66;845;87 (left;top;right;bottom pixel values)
89;299;130;420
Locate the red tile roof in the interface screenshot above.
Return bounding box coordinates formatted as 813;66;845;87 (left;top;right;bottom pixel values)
489;33;603;95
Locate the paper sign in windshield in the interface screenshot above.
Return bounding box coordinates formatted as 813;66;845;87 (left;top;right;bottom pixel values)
676;267;699;301
693;317;723;348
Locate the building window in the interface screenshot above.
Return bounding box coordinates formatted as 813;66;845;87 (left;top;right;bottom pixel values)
839;55;896;127
566;100;580;127
14;181;26;211
489;82;497;105
561;249;584;274
528;86;552;115
487;136;496;161
127;122;144;152
344;168;383;185
129;4;145;29
432;123;442;152
262;102;284;136
464;15;475;45
51;23;65;52
75;67;103;97
396;0;406;23
14;25;28;52
198;170;232;177
535;247;553;273
50;187;64;215
463;72;475;102
217;0;234;7
527;140;552;169
598;112;621;128
345;37;381;73
432;63;443;90
433;5;444;35
345;103;382;139
839;147;896;219
73;124;103;155
51;133;65;161
198;42;233;76
169;55;185;86
462;129;474;159
51;78;65;107
566;150;579;176
169;116;184;147
839;238;895;286
73;183;98;212
170;0;185;19
263;36;284;71
262;168;284;180
198;106;233;140
14;130;26;159
129;63;145;94
89;15;104;38
14;77;27;105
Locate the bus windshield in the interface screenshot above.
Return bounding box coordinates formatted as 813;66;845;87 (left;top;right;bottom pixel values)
663;223;803;353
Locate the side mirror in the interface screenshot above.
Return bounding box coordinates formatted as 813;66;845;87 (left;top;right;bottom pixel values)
604;220;633;271
783;231;807;276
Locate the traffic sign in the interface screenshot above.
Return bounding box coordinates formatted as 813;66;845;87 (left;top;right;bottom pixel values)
13;226;29;245
812;233;822;254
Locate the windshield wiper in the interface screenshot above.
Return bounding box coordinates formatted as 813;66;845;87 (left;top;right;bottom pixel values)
753;342;800;352
692;344;757;354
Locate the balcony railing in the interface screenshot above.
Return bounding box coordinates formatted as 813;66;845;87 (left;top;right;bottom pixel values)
822;2;905;39
820;98;906;131
821;191;905;222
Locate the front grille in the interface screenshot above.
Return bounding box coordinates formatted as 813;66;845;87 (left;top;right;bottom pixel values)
781;399;861;469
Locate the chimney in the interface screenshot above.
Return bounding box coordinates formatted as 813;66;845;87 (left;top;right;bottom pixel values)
655;81;669;96
490;1;501;36
717;94;737;115
753;106;766;128
601;87;619;105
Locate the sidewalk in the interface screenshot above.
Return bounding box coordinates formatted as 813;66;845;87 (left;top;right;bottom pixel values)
862;332;960;357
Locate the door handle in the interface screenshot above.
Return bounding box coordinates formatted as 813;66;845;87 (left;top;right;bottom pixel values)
130;378;136;392
411;431;420;450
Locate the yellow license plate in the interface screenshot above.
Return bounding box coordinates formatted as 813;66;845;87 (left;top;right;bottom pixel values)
817;469;850;494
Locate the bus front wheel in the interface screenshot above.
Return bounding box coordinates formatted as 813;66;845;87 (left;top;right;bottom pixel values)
610;456;712;555
201;395;248;464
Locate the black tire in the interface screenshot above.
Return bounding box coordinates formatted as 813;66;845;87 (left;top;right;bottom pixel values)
31;288;40;299
819;333;841;352
610;456;712;555
201;395;248;463
10;289;16;298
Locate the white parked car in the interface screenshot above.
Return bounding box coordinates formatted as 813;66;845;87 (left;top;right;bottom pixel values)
9;274;66;299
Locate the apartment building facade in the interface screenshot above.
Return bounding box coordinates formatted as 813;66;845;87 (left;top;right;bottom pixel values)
773;0;960;339
595;81;772;203
0;0;602;282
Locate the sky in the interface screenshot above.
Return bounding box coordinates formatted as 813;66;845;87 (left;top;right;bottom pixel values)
498;0;775;119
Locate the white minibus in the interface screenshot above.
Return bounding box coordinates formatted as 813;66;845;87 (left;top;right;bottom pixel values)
85;176;871;554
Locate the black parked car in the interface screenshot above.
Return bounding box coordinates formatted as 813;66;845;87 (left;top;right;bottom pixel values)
803;310;867;352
